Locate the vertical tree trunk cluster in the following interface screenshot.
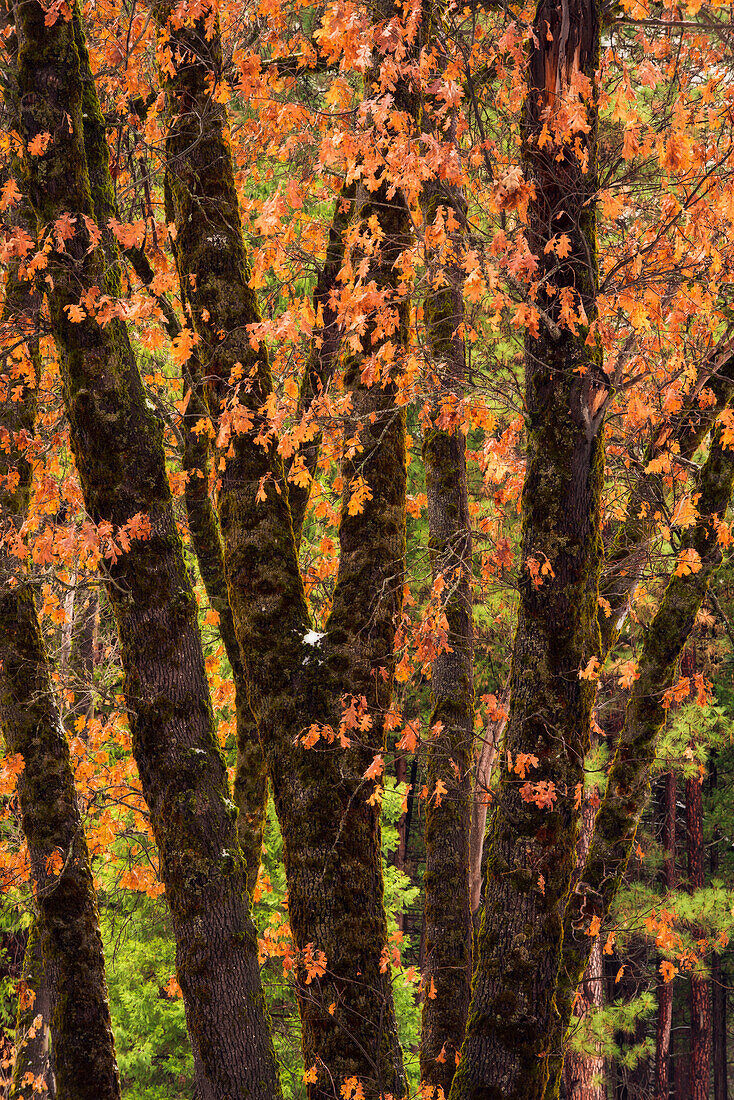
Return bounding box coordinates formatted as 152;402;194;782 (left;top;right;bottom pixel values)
13;6;281;1097
155;2;412;1093
5;0;734;1097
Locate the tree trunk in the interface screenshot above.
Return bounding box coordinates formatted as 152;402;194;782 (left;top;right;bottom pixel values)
0;50;120;1093
712;952;727;1100
122;241;269;898
13;8;281;1098
10;922;55;1100
467;701;505;925
687;771;711;1100
156;4;410;1094
711;759;728;1100
655;772;677;1100
419;168;474;1094
450;2;605;1097
563;801;604;1100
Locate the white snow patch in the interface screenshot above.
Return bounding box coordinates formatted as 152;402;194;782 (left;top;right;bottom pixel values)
303;630;326;647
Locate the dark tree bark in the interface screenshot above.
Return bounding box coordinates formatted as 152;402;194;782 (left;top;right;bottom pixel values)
655;772;677;1100
0;582;121;1100
417;12;475;1081
10;922;55;1100
0;46;120;1092
712;955;727;1100
450;2;606;1097
13;8;281;1098
156;3;411;1095
419;174;474;1095
686;770;711;1100
468;693;507;924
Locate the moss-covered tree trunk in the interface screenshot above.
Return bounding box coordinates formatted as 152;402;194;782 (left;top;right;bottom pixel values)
686;771;711;1100
125;239;268;898
156;5;409;1095
0;521;123;1100
0;53;120;1089
550;414;734;1100
711;760;728;1100
449;4;604;1098
468;697;506;924
10;923;55;1100
0;275;119;1100
419;173;474;1094
13;8;281;1098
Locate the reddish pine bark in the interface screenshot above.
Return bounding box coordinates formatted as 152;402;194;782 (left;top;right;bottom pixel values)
687;771;711;1100
655;771;677;1100
562;801;604;1100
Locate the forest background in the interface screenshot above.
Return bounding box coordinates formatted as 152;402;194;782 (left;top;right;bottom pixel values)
3;0;734;1096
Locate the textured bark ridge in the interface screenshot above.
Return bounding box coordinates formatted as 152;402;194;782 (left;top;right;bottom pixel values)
156;4;409;1095
550;415;734;1099
13;8;281;1098
419;150;474;1095
450;2;604;1098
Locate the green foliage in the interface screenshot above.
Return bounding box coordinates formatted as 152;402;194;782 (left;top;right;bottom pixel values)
567;990;656;1072
100;896;193;1100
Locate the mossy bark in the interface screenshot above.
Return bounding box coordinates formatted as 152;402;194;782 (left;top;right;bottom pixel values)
14;8;280;1098
0;584;121;1100
10;922;55;1100
0;61;119;1092
449;4;603;1099
125;240;268;898
419;170;474;1091
560;803;604;1100
0;332;118;1099
548;416;734;1099
182;386;268;898
156;6;408;1096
